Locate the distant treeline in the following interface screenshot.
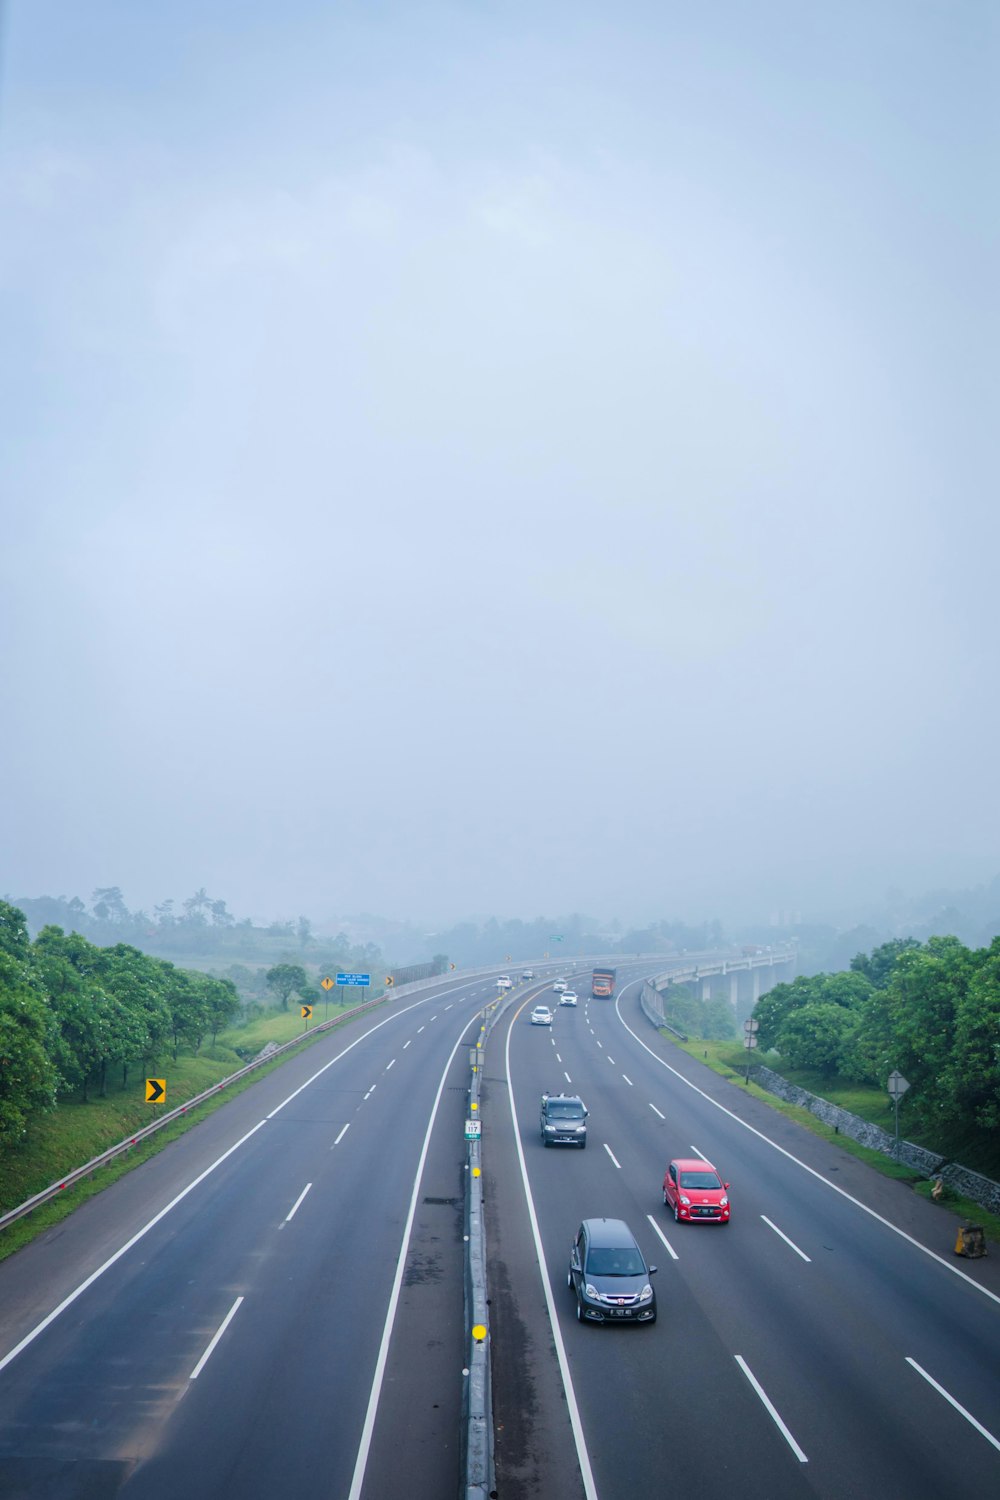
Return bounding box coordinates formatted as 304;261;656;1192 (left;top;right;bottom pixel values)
0;900;242;1146
10;887;383;972
755;936;1000;1134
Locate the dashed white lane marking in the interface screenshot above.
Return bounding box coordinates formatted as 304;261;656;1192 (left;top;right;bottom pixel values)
604;1144;622;1169
906;1358;1000;1453
363;1085;376;1100
564;1071;573;1084
622;1074;633;1086
690;1143;709;1162
646;1214;679;1261
607;1056;615;1065
735;1356;808;1462
649;1103;665;1119
444;1003;453;1010
596;1040;603;1049
385;1059;396;1071
333;1123;350;1146
761;1215;811;1262
417;1026;425;1034
403;1040;412;1049
190;1297;244;1380
285;1183;312;1222
556;1053;562;1063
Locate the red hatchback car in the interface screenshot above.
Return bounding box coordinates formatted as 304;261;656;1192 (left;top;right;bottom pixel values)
663;1158;731;1224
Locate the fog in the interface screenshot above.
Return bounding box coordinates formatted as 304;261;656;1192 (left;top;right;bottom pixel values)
2;2;997;930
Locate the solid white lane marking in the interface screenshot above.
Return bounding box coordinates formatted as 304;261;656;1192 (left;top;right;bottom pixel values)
403;1040;412;1049
505;1015;599;1500
347;1017;480;1500
735;1356;808;1462
333;1123;350;1146
564;1072;572;1084
385;1059;396;1071
604;1144;622;1169
646;1214;679;1261
761;1215;811;1262
649;1103;665;1119
622;1074;633;1086
285;1183;312;1222
611;990;1000;1308
190;1296;244;1380
906;1358;1000;1452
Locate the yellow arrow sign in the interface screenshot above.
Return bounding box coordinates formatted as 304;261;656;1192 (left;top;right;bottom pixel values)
449;962;456;971
146;1078;166;1105
301;1005;313;1020
385;976;394;987
321;977;334;991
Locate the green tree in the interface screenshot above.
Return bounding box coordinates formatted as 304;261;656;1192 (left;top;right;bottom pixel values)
850;938;922;989
203;976;240;1047
885;937;972;1117
266;963;308;1011
776;1003;855;1076
0;984;58;1142
942;939;1000;1128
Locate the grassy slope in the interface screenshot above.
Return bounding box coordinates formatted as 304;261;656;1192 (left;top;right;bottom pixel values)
670;1037;1000;1246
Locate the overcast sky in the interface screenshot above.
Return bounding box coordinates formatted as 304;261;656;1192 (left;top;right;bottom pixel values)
1;1;997;928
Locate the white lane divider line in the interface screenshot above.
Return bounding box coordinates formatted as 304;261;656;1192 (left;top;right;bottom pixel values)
906;1358;1000;1452
444;1003;453;1010
734;1356;808;1462
596;1040;603;1049
285;1183;312;1222
649;1103;665;1120
190;1297;244;1380
690;1143;710;1162
385;1059;396;1071
417;1026;425;1033
333;1123;350;1146
646;1214;679;1261
604;1144;622;1169
622;1074;633;1086
403;1040;412;1049
429;1015;437;1022
556;1054;562;1063
363;1085;376;1100
564;1071;573;1084
761;1215;811;1262
607;1056;615;1065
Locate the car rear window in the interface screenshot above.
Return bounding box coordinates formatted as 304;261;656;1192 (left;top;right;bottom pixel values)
680;1170;722;1190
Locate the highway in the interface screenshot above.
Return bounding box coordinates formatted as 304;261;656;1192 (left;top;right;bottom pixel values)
0;970;522;1500
1;961;998;1500
485;974;1000;1499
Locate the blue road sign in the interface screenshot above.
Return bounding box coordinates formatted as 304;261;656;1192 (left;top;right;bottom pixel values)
336;972;371;987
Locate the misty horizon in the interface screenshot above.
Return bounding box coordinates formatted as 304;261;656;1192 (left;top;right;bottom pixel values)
2;3;996;931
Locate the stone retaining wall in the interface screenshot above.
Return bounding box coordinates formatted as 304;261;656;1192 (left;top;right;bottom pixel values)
749;1063;1000;1214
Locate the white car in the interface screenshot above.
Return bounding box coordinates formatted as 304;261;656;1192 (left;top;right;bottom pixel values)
521;969;535;980
552;980;567;993
559;991;578;1006
496;976;512;991
530;1006;554;1026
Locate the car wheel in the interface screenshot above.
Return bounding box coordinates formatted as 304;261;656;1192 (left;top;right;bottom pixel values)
662;1188;668;1206
576;1296;584;1322
673;1203;680;1223
567;1271;574;1290
580;1140;587;1149
542;1137;549;1147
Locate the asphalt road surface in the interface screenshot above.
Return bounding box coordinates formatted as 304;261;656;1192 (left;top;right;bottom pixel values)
0;971;522;1500
484;974;1000;1500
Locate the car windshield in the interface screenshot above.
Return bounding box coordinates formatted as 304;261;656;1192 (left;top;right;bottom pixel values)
586;1248;645;1276
680;1170;722;1190
548;1105;582;1119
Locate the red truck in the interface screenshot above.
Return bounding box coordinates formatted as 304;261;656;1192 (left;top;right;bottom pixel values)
591;967;616;999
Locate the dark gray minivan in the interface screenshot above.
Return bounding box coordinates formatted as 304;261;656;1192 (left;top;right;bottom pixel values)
567;1218;657;1323
540;1092;588;1147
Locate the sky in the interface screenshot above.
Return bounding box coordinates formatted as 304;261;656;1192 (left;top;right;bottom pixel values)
1;1;997;929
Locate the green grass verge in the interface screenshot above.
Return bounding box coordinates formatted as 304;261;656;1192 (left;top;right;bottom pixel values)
666;1036;1000;1246
0;1001;366;1263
